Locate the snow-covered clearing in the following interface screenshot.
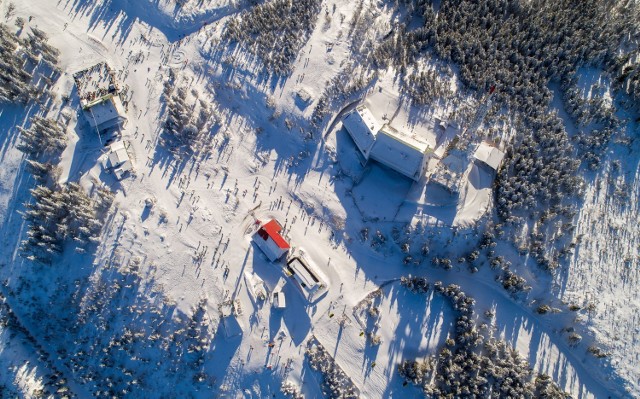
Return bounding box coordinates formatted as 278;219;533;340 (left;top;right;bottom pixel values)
0;296;53;398
555;130;640;396
0;0;637;397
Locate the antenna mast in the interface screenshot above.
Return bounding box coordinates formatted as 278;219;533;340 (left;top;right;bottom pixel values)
464;85;495;136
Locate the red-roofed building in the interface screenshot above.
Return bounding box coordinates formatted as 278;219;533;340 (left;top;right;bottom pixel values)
253;219;290;262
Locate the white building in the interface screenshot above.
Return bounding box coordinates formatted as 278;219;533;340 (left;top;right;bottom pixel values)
285;256;325;302
369;125;432;181
83;94;127;134
106;141;133;180
473;142;505;171
296;88;313;104
272;290;286;309
343;105;432;181
342;105;382;159
253;219;290;262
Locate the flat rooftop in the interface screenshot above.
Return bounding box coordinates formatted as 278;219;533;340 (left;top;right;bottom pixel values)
377;125;430;154
342;105;381;158
84;95;126;129
287;257;319;290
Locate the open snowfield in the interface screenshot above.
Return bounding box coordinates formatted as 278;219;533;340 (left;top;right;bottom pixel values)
0;299;53;398
0;0;638;398
555;132;640;396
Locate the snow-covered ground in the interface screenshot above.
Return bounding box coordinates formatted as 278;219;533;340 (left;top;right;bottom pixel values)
0;299;51;398
556;132;640;396
0;0;638;398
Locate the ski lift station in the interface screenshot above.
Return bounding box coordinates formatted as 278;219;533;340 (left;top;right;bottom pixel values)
373;125;432;181
342;98;506;227
342;105;432;181
285;256;326;302
253;219;290;262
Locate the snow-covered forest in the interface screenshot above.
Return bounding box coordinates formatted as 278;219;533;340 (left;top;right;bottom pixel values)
0;0;639;397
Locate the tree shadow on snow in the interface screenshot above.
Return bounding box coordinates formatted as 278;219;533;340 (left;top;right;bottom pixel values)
492;299;620;399
379;284;453;397
59;0;239;44
250;247;312;346
0;102;38;162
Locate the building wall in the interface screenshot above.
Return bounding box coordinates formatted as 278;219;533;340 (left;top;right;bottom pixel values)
342;108;379;159
253;235;287;262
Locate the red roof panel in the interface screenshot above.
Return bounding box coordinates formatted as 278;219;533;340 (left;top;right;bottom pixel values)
261;220;290;249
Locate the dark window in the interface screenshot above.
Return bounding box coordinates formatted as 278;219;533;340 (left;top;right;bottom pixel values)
257;228;269;241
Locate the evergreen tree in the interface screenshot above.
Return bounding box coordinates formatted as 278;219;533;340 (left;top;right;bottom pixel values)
17;116;67;159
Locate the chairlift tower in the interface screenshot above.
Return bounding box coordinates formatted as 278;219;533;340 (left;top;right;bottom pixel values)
464;86;495;136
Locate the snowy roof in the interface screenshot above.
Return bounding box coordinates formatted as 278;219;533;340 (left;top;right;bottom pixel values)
473;142;505;171
84;95;127;132
108;141;130;168
253;219;290;262
258;220;290;249
444;123;461;140
286;257;320;292
114;161;132;180
342;105;381;159
222;314;243;338
273;291;286;309
297;88;312;103
369;125;431;181
441;152;467;174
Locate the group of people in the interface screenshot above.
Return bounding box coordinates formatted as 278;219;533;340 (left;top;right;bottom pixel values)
72;62;118;103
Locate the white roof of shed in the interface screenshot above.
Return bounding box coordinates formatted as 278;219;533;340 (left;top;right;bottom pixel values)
473;142;505;171
297;88;312;103
369;125;431;180
342;105;381;159
273;291;286;309
108;141;130;168
287;258;319;290
114;161;132;180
